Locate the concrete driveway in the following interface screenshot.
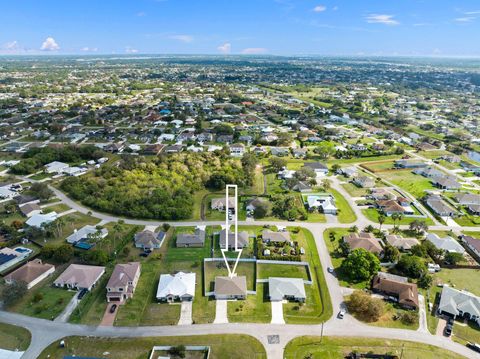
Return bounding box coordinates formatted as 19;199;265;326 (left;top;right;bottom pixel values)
54;291;80;322
213;300;228;324
436;317;447;337
417;294;428;333
270;301;285;324
178;301;193;325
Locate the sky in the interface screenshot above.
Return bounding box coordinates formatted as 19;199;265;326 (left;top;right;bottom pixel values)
0;0;479;57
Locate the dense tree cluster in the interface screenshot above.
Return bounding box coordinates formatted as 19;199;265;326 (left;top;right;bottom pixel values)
61;152;248;220
341;248;381;281
11;145;104;175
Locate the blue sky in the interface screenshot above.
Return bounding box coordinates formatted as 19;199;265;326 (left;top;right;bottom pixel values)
1;0;479;56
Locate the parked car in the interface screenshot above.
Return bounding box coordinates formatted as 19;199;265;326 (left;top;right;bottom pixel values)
444;322;453;336
77;288;88;300
338;309;346;319
110;304;117;313
140;251;150;257
466;342;480;353
327;267;334;274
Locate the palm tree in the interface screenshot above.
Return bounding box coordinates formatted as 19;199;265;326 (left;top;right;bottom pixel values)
378;214;386;232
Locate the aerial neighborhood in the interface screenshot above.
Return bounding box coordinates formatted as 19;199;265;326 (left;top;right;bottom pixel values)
0;54;479;359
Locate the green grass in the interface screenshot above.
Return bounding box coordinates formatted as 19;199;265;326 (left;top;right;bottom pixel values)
265;173;285;195
7;265;76;320
204;260;256;292
377;170;435;199
0;322;31;351
30;172;52;181
362;208;434;225
341;182;369;197
453;321;480;345
454;213;480;227
38;334;267;359
283;228;332;324
42;203;71;213
227;283;271;323
329;154;402;166
257;263;310;280
284;336;465;359
350;300;419;330
330;188;356;223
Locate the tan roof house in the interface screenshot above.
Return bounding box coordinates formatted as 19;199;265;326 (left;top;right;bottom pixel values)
54;264;105;291
106;262;141;302
343;232;383;254
4;259;55;289
385;234;420;251
372;272;419;309
214;276;247;300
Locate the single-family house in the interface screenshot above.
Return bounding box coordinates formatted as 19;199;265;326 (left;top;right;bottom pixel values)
343;232;383;255
454;193;480;206
306;195;337;214
268;277;306;302
303;162;329;176
353;176;375;188
45;161;69;174
66;225;108;244
394;160;427;169
106;262;141;302
461;236;480;258
437;286;480;325
156;272;196;302
214;276;247;300
426;233;465;254
371;272;419;309
211;198;235;211
431;176;461;190
385;234;420;251
219;229;249;250
134;230;165;250
4;259;55;289
262;230;291;244
54;264;105;291
229;143;245;157
176;227;206;248
25;212;57;228
19;202;42;217
424;195;457;217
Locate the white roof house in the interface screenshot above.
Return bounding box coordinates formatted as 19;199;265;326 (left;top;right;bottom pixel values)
26;212;57;228
0;186;16;199
268;277;306;302
306;195;337;214
66;225;108;244
426;233;465;254
45;161;69;174
156;272;196;302
438;286;480;325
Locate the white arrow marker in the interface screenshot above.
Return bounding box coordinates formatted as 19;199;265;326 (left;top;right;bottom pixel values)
221;184;242;278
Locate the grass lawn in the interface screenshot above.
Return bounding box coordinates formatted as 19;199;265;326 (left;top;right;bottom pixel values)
283;228;332;324
42;203;71;213
377;170;435;199
0;211;24;226
228;283;271;323
0;322;31;351
112;227;218;326
38;334;267;359
351;300;419;330
433;268;480;296
453;321;480;345
265;173;286;195
204;260;256;292
362;208;434;226
329;154;402;166
323;228;370;289
330;188;356;223
257;263;310;280
284;336;464;359
8;265;76;320
341;182;368;197
454;213;480;227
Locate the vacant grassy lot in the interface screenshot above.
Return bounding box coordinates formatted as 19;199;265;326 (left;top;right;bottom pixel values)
283;228;332;324
377;170;435;199
284;336;464;359
38;334;266;359
0;323;31;351
330;188;356;223
257;263;310;280
341;182;369;197
42;203;70;213
362;208;434;226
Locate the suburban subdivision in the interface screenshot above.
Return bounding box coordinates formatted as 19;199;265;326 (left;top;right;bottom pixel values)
1;52;480;359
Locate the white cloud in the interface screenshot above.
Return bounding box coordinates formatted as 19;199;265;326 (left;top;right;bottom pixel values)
4;41;19;50
241;47;268;55
169;34;193;43
365;14;399;26
455;16;475;23
125;46;138;53
217;42;231;54
313;5;326;13
40;37;60;51
81;47;98;52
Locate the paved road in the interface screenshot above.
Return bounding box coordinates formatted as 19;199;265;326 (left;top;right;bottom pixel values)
3;177;479;358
